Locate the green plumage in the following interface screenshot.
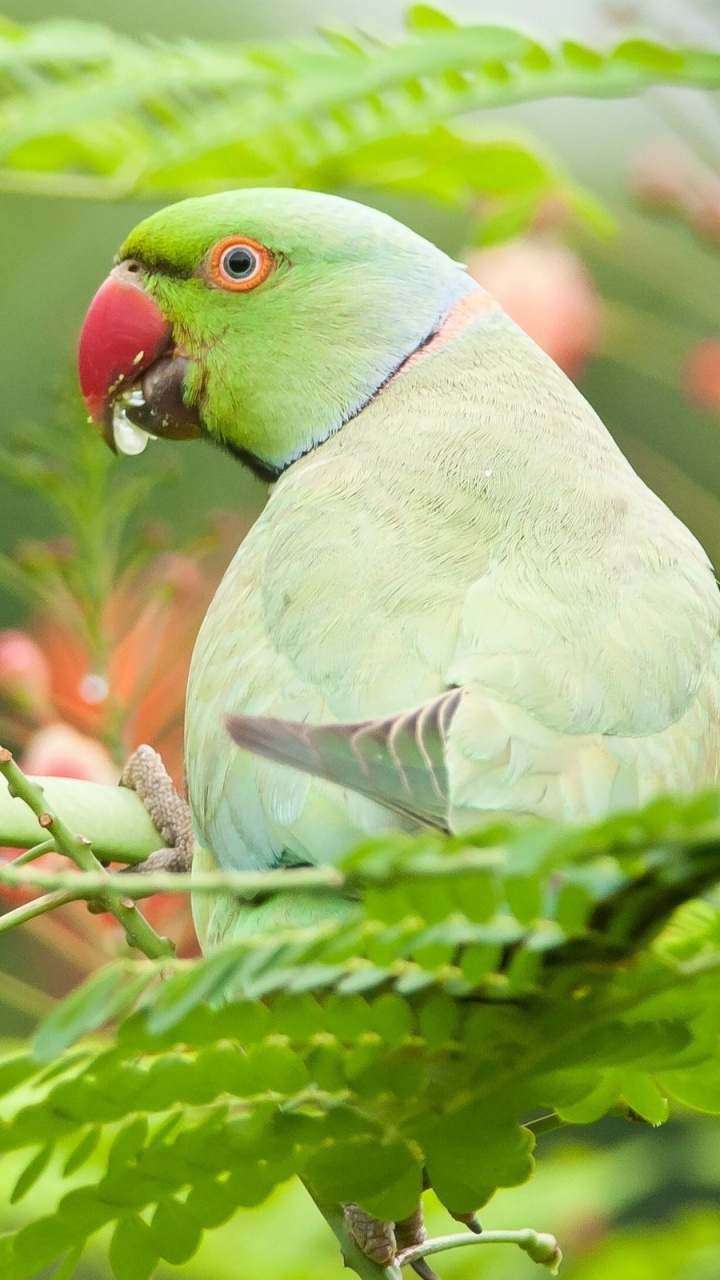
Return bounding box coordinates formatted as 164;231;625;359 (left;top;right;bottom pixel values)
120;189;720;950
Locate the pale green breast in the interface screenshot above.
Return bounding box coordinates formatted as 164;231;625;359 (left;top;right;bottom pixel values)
186;307;720;875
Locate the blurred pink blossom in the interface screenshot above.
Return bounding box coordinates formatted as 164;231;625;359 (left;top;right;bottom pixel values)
20;723;117;784
682;338;720;410
632;141;720;244
466;236;603;379
0;517;245;960
0;629;52;718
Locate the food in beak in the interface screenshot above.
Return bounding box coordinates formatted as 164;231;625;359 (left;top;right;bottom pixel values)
111;387;156;456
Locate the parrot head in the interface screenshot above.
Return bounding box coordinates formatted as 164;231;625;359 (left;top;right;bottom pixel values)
78;188;473;478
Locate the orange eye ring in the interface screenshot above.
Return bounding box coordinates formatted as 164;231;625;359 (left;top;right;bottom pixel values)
205;235;274;292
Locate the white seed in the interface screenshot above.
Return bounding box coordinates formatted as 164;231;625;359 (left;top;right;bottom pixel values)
112;401;151;455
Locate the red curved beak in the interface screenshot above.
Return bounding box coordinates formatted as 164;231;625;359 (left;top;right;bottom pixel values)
78;262;172;424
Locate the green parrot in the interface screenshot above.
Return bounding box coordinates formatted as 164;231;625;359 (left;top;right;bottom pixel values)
78;187;720;957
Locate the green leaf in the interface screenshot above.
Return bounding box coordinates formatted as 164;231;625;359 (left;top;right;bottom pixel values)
620;1072;669;1125
109;1216;159;1280
612;39;684;72
33;965;148;1062
555;1072;623;1123
52;1245;85;1280
422;1107;535;1214
244;1039;310;1094
660;1063;720;1114
10;1215;81;1276
0;9;714;230
10;1143;53;1203
405;4;457;30
0;1053;33;1097
106;1117;148;1172
368;993;414;1045
418;994;458;1048
63;1127;101;1176
150;1198;202;1264
306;1138;421;1212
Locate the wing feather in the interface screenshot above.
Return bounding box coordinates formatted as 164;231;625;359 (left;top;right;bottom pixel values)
226;688;463;830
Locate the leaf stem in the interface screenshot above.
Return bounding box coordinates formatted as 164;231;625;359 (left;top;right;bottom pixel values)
396;1228;561;1273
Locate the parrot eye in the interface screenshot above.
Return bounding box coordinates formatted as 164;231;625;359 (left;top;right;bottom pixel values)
206;235;274;292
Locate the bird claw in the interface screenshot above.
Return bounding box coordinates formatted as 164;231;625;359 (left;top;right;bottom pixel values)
343;1201;429;1271
120;744;194;874
451;1212;482;1235
409;1259;440;1280
343;1203;397;1265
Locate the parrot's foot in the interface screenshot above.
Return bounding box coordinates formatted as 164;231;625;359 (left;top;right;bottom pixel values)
343;1203;439;1279
120;745;194;874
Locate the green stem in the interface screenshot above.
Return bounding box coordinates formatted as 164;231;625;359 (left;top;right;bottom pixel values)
9;838;57;867
0;889;80;935
0;970;55;1019
0;750;172;959
396;1228;561;1273
0;864;344;897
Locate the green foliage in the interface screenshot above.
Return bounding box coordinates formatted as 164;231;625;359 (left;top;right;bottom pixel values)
0;6;717;240
0;399;172;669
2;789;720;1277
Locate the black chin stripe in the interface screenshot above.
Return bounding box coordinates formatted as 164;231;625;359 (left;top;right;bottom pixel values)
215;436;283;484
217;316;444;483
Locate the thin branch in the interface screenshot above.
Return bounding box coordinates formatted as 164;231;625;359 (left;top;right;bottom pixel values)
0;749;172;959
9;837;56;867
0;863;345;898
0;889;80;934
396;1228;561;1273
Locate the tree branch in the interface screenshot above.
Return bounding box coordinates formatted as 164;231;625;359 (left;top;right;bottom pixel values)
0;769;161;862
0;749;172;959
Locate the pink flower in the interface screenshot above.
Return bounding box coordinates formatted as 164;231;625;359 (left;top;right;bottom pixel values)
682;339;720;410
20;723;118;784
465;236;604;379
0;630;51;719
0;517;245;961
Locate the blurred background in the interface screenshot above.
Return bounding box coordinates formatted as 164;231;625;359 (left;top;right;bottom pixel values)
1;0;720;1276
